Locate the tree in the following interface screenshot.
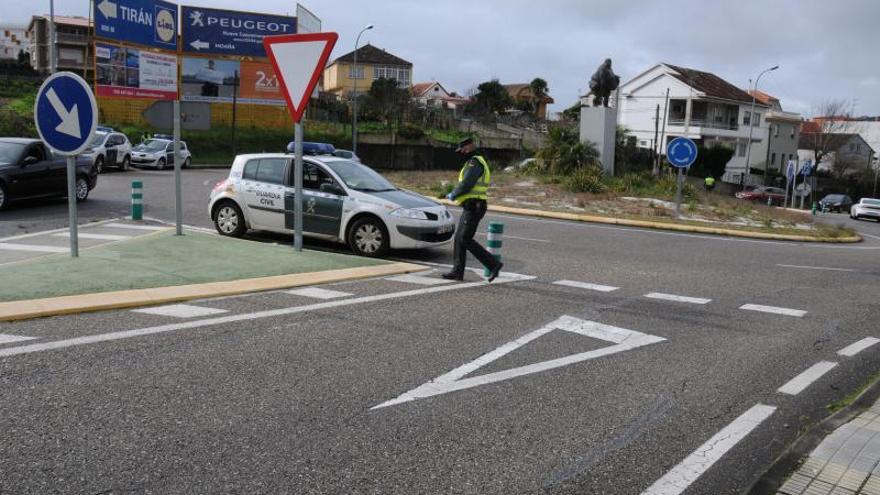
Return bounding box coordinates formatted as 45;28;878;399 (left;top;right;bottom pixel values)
17;49;29;66
803;99;854;172
362;77;410;125
529;77;549;114
465;79;513;117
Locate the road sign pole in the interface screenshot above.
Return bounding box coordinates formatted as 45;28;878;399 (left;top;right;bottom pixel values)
674;167;683;218
294;122;304;251
173;99;183;236
66;156;78;257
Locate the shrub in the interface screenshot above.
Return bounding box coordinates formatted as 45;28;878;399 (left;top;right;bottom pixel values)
535;125;600;176
397;124;425;140
566;166;605;193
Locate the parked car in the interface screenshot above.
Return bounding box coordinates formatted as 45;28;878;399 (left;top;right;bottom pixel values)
819;194;853;213
0;138;97;209
332;149;361;162
131;138;192;170
850;198;880;220
81;131;132;173
735;186;786;205
208;149;455;257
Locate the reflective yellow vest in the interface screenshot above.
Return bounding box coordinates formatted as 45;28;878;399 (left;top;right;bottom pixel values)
705;176;716;186
455;155;491;204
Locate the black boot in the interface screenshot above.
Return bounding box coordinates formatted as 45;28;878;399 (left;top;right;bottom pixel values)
486;263;504;283
441;271;464;281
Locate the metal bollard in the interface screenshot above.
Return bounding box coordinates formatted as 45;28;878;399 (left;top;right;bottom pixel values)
767;196;773;207
485;222;503;277
131;180;143;220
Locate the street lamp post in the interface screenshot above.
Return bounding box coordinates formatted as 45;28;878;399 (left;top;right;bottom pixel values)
743;65;778;189
352;24;373;155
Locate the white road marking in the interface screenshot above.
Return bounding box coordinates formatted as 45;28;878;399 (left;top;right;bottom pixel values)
860;232;880;241
132;304;229;319
641;404;776;495
776;264;859;272
838;337;880;357
553;280;620;292
0;243;68;253
0;334;38;345
372;315;666;410
739;304;807;317
52;232;131;241
0;218;119;243
777;361;838;395
477;232;550;243
0;275;532;359
644;293;711;305
104;223;168;231
386;274;454;285
286;287;354;299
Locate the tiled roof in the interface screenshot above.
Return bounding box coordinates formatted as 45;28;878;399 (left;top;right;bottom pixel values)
411;82;435;96
747;89;779;106
798;132;865;151
333;44;411;67
37;15;92;27
665;64;758;105
503;83;554;103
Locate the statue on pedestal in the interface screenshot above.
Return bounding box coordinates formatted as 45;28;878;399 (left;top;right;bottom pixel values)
588;58;620;108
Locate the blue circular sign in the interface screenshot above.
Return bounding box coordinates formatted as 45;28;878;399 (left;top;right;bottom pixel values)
34;72;97;156
666;137;698;168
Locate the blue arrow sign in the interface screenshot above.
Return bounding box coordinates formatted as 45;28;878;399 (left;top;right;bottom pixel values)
34;72;97;156
94;0;178;50
785;160;795;181
181;6;297;56
666;137;698;168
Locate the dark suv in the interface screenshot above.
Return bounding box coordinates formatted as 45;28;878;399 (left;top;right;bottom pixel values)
0;138;98;210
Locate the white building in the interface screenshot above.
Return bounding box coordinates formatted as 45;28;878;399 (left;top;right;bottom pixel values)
618;63;772;184
0;24;29;60
411;81;470;114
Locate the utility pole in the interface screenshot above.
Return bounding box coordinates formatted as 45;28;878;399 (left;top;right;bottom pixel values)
652;104;660;176
231;70;239;156
351;24;373;155
743;65;779;190
48;0;56;74
658;88;670;174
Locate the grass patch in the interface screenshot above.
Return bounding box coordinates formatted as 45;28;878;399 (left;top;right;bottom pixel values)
827;371;880;413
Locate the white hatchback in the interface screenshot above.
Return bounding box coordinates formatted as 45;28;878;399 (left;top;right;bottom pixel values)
208;153;456;257
850;198;880;221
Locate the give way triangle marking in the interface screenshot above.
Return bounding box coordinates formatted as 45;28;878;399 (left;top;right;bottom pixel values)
372;315;666;409
263;32;338;123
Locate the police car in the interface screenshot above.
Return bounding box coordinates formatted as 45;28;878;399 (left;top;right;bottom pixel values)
81;129;132;173
131;135;192;170
208;149;456;257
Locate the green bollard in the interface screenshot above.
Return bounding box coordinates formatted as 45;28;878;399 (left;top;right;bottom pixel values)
812;202;817;216
484;222;503;277
131;180;143;220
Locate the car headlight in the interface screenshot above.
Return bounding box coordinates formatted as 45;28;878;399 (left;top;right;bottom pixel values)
390;208;429;220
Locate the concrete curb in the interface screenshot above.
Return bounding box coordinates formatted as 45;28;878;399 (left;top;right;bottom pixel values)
440;200;862;243
0;262;425;322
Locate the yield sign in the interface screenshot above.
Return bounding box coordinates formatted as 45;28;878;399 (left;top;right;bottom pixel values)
372;316;666;409
263;32;338;123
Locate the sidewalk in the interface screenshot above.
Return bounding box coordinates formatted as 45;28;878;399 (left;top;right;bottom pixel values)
778;398;880;495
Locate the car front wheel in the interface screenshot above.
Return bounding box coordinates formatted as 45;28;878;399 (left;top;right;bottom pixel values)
214;202;246;237
157;158;166;170
74;176;90;202
120;155;130;171
183;157;191;169
347;216;389;257
95;156;104;174
0;182;7;210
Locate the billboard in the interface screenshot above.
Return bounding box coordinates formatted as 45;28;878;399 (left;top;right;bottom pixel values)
94;0;178;50
181;57;285;105
296;4;321;34
238;61;285;105
181;6;297;57
95;43;177;100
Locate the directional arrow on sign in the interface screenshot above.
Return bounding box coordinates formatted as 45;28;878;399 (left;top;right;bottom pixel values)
190;40;209;51
263;32;338;123
97;0;117;19
371;315;667;409
45;88;81;139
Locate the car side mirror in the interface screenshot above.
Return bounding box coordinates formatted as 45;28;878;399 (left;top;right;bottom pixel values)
320;183;345;196
22;156;39;166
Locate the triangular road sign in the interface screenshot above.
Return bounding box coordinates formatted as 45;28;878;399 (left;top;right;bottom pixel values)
263;32;338;123
372;316;666;409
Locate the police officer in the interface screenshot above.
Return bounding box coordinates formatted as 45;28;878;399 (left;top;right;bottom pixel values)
704;175;716;191
442;138;504;282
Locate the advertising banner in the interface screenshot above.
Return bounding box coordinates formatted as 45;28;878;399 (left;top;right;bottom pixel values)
95;43;177;100
181;57;240;102
238;61;285;105
94;0;178;50
181;6;297;57
295;4;321;34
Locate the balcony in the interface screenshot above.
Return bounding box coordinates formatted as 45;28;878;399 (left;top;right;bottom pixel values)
55;33;90;45
668;118;738;131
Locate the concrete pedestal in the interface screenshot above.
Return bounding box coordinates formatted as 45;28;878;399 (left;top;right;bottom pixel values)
579;104;617;176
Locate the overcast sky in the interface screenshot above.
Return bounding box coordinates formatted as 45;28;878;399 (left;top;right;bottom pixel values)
12;0;880;117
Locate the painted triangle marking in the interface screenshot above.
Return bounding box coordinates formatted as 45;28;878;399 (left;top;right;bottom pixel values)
371;315;666;409
263;32;338;123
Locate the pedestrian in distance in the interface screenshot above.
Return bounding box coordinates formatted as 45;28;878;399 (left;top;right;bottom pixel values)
442;138;504;282
704;175;716;191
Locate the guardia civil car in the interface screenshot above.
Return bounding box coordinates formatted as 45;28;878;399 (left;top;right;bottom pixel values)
208;153;456;257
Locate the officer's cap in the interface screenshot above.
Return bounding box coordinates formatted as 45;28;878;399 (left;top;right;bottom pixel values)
455;137;475;152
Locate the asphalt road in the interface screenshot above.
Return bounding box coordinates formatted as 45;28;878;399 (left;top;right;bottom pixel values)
2;170;880;494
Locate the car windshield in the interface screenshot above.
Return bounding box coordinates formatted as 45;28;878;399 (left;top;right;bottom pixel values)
135;140;169;152
325;160;396;192
824;194;844;202
862;199;880;207
0;142;25;163
89;133;108;147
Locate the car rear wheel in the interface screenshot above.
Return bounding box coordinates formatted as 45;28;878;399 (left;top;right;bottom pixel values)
95;156;104;174
157;158;166;170
347;216;389;257
0;182;7;210
120;155;130;171
214;202;246;237
74;177;90;202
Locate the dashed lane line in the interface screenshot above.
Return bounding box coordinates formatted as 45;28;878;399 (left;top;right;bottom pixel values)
776;264;860;273
0;243;68;253
643;293;712;305
553;280;620;292
641;404;777;495
777;361;838;395
0;334;38;345
132;304;229;319
0;276;532;359
739;304;807;318
286;287;354;299
837;338;880;357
